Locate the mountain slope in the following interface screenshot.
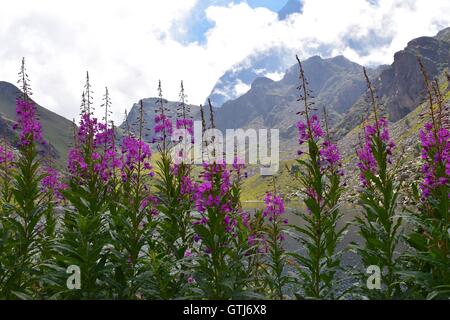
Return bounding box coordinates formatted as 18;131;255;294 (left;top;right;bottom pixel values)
213;55;379;153
240;76;450;201
0;81;74;163
206;46;294;108
334;28;450;138
122;55;379;155
120;97;205;140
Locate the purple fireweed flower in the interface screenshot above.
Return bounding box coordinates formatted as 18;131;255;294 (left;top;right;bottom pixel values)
248;234;257;247
0;146;14;165
153;113;173;144
356;117;394;187
77;113;98;145
140;194;159;216
356;144;377;186
190;160;249;237
296;113;344;174
193;162;233;213
241;211;250;228
297;121;308;145
78;113;115;149
121;136;153;179
232;156;246;178
101;148;122;181
187;276;195;284
419;122;450;199
14;99;44;146
180;176;194;196
67;148;87;175
41;167;67;200
176;118;194;136
296;114;324;145
263;192;285;220
310;114;324;139
320;140;341;169
198;181;212;193
69;111;123;182
184;249;193;257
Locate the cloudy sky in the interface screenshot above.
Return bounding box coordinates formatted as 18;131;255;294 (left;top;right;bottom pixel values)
1;0;450;122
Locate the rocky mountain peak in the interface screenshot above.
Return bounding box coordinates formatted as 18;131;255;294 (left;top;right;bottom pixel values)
435;26;450;42
251;77;274;89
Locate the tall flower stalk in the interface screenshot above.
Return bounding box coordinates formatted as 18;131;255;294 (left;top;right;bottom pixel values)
150;81;194;298
109;100;158;298
153;80;173;154
401;59;449;299
0;141;14;204
153;82;194;282
261;179;289;300
54;73;113;299
289;55;346;299
352;67;403;299
0;58;47;298
188;160;251;299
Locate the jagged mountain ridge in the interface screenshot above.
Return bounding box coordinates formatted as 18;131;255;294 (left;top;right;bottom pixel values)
334;27;450;138
214;55;378;133
120;97;206;139
122;27;450;159
122;55;379;156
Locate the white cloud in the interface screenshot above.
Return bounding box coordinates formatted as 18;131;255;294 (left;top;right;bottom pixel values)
233;79;251;96
1;0;450;122
264;71;284;81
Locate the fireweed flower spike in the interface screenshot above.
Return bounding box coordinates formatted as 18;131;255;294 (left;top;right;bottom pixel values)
176;80;194;139
153;80;173;153
352;67;403;299
0;143;15;203
356;117;395;186
401;59;450;299
0;144;14;165
189;160;252;299
56;73;118;299
15;98;44;146
262;189;289;300
1;59;47;298
289;55;346;300
415;65;450;201
152;80;196;271
41;167;67;200
106;98;161;299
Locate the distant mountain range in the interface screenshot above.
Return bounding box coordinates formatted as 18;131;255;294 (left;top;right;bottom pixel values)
334;27;450;138
214;55;379;132
123;54;378;154
1;26;450;172
123;27;450;153
121;97;203;138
